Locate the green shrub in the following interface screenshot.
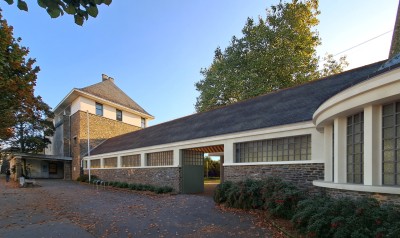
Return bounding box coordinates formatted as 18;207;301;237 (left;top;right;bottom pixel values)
113;182;121;187
261;177;304;218
128;183;137;190
119;182;128;188
161;186;173;193
214;180;233;204
214;178;303;218
292;196;400;238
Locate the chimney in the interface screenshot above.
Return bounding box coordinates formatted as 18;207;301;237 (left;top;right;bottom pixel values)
101;74;114;83
389;1;400;58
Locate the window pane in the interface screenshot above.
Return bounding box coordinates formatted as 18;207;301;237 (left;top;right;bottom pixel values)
383;104;394;116
383;139;395;150
383;128;394;139
347;174;353;183
383;150;395;162
383;116;394;127
116;109;122;121
354;174;362;184
383;174;395;185
383;163;395;174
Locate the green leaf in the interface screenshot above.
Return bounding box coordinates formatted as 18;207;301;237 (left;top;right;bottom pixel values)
64;5;76;15
46;8;62;18
4;0;14;5
17;0;28;11
95;0;103;4
37;0;46;8
103;0;112;6
87;6;98;17
74;15;84;26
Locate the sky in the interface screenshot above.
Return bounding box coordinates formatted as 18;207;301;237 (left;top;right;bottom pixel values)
0;0;398;126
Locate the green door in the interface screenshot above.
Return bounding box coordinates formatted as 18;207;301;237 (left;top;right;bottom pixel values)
182;150;204;194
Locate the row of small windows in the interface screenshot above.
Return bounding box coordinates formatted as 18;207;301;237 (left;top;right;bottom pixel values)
95;102;146;127
345;101;400;186
87;151;172;168
235;135;311;163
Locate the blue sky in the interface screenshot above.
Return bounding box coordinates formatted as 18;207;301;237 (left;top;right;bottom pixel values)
0;0;398;126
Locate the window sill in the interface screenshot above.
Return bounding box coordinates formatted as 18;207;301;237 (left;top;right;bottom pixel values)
313;180;400;195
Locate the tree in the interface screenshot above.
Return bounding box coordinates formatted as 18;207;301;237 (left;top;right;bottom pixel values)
204;156;220;178
195;0;348;112
0;10;54;152
10;95;54;153
0;10;39;139
2;0;112;26
320;53;349;78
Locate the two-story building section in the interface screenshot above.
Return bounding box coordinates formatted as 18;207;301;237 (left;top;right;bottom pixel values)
49;74;154;180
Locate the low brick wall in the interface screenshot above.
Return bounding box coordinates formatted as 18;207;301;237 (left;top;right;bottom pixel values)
321;187;400;206
85;167;181;192
224;163;324;191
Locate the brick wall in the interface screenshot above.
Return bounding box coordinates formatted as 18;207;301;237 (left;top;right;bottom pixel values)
224;163;324;191
85;167;181;192
70;111;141;180
321;187;400;206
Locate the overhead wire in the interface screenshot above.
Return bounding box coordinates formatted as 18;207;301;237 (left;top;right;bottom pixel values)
333;30;393;56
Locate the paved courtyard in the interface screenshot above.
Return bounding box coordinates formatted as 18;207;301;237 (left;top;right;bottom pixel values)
0;176;278;237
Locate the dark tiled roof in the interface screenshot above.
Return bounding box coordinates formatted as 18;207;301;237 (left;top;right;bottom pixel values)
90;60;386;155
79;79;152;117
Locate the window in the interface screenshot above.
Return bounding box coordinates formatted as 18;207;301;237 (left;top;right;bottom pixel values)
347;112;364;184
147;151;173;166
90;159;101;168
121;154;141;167
96;103;103;116
141;117;146;128
116;109;122;121
104;157;117;168
382;102;400;186
235;135;311;163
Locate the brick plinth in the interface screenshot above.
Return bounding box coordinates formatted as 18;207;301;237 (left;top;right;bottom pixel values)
224;163;324;191
85;167;181;192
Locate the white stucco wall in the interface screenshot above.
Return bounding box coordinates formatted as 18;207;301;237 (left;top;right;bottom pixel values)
123;111;141;126
70;96;142;127
71;96;96;115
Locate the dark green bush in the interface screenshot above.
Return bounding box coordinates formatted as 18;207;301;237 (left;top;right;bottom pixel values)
113;182;121;187
261;177;304;218
214;180;233;204
214;178;303;218
128;183;137;190
119;182;129;188
292;196;400;238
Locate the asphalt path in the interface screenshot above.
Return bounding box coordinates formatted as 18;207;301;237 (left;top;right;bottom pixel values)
0;176;273;237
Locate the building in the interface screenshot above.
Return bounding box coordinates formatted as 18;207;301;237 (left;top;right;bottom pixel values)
81;56;400;205
8;75;153;181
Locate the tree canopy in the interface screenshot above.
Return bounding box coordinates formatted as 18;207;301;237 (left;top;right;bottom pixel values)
2;0;112;25
0;10;54;152
195;0;348;112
